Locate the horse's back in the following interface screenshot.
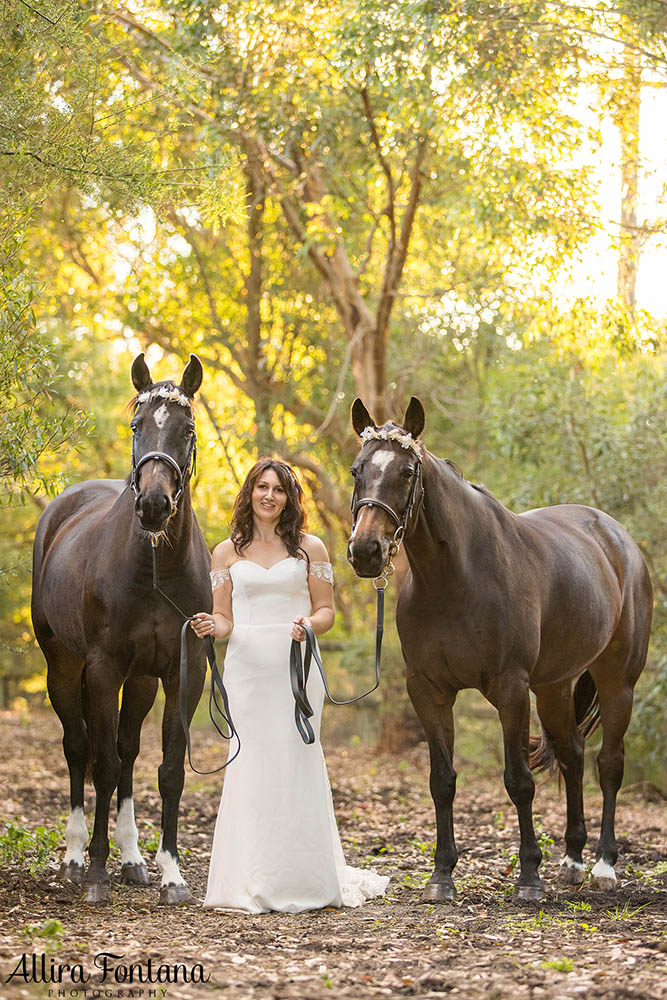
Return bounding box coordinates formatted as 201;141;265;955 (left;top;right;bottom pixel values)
519;503;650;592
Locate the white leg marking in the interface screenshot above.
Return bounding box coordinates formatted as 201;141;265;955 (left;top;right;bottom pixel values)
153;403;170;430
155;834;185;887
115;799;145;867
63;807;88;866
591;858;617;884
560;856;585;874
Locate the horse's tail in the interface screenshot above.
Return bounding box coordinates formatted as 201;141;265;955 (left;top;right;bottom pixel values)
529;670;600;776
82;669;93;784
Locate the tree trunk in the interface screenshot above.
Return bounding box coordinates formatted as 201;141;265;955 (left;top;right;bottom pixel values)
614;48;642;314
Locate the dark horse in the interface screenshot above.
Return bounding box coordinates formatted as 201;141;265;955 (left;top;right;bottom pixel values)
348;397;652;902
31;354;211;904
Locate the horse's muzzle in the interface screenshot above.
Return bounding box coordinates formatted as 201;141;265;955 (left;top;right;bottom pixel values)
135;492;174;533
347;535;388;579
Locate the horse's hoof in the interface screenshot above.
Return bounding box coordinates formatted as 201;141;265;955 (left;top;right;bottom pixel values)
513;883;545;902
159;883;194;906
558;860;585;886
120;863;151;885
83;882;111;904
59;861;84;884
591;875;617;891
591;860;617;891
421;881;456;903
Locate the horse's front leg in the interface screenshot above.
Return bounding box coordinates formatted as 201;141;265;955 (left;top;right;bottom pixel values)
84;657;123;903
156;661;205;905
497;675;544;901
116;675;159;886
407;671;458;902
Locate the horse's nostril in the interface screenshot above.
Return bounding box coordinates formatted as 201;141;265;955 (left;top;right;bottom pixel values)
162;495;172;515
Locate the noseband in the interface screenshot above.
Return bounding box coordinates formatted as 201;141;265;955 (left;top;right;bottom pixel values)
129;432;197;511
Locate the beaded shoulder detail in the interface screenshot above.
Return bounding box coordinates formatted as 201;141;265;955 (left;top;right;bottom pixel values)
210;567;231;592
308;561;334;584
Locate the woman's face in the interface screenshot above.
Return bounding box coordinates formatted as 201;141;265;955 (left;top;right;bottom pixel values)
251;467;288;526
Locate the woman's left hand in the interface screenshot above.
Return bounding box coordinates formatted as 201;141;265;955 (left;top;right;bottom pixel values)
290;615;313;642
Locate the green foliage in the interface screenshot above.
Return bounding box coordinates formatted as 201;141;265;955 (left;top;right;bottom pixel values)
542;957;574;973
0;273;89;505
0;822;62;875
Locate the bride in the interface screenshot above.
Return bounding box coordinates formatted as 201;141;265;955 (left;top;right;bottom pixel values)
191;458;389;913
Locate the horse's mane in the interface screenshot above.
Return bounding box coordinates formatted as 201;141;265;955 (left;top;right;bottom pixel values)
423;451;502;542
427;452;493;498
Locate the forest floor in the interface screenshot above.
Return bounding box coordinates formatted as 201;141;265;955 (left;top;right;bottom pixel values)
0;708;665;1000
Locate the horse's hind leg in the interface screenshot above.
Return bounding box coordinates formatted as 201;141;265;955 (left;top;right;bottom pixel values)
406;671;458;903
534;680;587;885
116;675;158;886
588;594;650;890
44;640;88;884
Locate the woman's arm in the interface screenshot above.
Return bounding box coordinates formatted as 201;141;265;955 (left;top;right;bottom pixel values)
290;534;335;642
191;540;234;640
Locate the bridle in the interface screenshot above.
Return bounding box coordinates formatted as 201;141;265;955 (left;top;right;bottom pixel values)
129;431;197;513
350;443;424;588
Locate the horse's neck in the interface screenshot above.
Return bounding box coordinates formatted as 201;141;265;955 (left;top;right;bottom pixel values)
406;455;495;584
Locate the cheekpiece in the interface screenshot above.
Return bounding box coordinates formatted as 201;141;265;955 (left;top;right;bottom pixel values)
360;426;422;459
136;385;191;407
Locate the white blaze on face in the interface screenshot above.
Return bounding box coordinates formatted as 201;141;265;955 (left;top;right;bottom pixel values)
115;798;145;867
156;834;186;887
63;807;88;866
153;403;170;431
369;449;395;476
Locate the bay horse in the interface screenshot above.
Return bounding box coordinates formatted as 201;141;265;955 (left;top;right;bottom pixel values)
347;397;652;901
31;354;211;904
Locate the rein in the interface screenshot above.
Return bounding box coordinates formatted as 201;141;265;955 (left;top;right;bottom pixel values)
150;538;240;775
290;450;424;745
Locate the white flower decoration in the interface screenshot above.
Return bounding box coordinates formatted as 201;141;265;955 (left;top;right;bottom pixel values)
360;426;421;458
136;386;191;407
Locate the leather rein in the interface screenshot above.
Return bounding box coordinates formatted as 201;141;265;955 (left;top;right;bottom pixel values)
131;432;240;774
289;447;424;745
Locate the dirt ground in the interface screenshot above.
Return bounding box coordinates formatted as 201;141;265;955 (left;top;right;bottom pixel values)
0;708;665;1000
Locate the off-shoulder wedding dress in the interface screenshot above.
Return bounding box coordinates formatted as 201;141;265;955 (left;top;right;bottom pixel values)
203;555;389;913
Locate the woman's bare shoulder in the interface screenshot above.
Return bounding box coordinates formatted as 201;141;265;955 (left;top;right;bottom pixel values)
300;533;330;562
211;538;236;569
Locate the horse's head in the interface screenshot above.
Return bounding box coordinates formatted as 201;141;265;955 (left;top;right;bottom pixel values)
129;353;203;533
347;397;425;578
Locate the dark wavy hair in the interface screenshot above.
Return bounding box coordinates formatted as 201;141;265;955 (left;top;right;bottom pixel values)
230;458;308;558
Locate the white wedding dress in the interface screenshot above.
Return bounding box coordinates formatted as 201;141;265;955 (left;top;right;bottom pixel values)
203;556;389;913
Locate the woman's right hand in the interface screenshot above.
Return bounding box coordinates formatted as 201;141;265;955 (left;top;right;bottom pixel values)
191;612;218;639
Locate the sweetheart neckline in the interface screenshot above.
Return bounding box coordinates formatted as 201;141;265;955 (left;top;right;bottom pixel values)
229;556;299;573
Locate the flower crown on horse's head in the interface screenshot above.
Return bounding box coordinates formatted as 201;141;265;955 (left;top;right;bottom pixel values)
135;384;193;408
359;425;422;459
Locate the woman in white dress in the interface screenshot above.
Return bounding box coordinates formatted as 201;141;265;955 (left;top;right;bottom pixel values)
191;458;389;913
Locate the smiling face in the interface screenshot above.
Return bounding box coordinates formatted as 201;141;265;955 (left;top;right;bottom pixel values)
251;467;288;526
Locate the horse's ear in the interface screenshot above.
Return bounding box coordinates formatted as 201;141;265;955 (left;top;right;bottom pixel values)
351;398;376;437
180;354;203;398
403;397;425;439
131;353;152;393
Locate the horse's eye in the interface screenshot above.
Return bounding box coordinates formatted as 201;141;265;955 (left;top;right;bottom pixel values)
350;468;358;479
130;421;139;434
402;467;414;480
